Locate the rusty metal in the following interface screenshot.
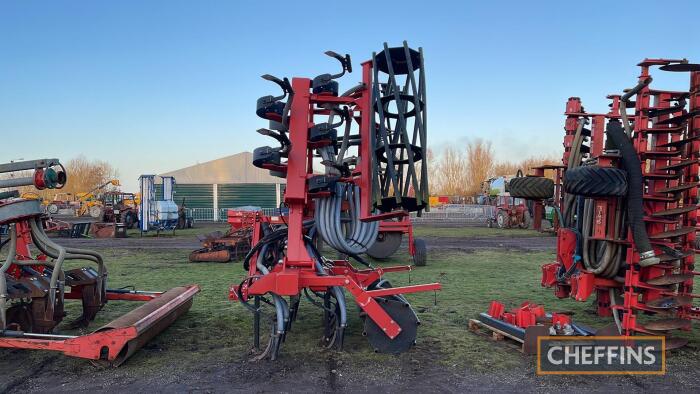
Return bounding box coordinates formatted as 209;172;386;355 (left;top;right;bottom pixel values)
665;337;690;350
646;273;694;286
643;318;692;331
95;285;198;366
646;295;693;309
189;249;232;263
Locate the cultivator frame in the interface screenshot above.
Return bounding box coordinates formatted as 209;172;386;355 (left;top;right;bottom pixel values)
541;59;700;344
231;42;440;360
0;159;199;366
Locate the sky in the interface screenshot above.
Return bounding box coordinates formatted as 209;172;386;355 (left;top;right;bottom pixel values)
1;1;699;191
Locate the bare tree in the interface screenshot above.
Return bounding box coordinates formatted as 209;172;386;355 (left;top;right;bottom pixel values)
15;156;120;201
464;139;494;196
435;146;467;196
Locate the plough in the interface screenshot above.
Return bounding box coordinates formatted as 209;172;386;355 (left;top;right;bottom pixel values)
229;42;440;360
534;59;700;348
0;159;199;366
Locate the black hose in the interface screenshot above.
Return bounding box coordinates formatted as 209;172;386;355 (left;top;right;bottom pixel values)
605;120;658;266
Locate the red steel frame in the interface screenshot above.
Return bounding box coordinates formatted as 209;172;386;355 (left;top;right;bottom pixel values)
230;60;440;339
378;216;416;256
541;59;700;335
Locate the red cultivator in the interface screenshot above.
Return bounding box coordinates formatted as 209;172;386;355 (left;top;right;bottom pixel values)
540;59;700;347
0;159;199;366
229;42;440;360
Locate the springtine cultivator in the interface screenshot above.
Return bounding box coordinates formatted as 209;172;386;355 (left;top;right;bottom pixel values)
0;159;199;366
538;59;700;348
229;42;440;360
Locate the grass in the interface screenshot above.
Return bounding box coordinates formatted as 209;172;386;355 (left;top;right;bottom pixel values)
11;228;700;380
413;225;550;238
124;223;229;238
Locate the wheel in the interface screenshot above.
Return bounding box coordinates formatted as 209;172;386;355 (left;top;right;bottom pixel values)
541;219;553;231
187;218;194;229
563;166;627;197
367;232;403;259
496;211;510;229
508;176;554;199
412;238;427;266
89;205;103;218
520;212;532;229
47;204;59;214
123;212;135;229
363;296;419;354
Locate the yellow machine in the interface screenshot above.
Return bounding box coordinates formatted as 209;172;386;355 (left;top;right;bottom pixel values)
76;179;121;218
47;179;121;218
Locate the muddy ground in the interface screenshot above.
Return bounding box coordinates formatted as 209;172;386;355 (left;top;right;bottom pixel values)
2;223;699;393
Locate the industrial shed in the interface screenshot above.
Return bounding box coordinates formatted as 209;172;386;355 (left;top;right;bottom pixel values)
157;152;284;219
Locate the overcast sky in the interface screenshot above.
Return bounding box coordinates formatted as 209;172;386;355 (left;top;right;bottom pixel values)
1;1;698;191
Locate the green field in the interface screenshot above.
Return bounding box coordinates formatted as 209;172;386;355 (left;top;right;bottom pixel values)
3;230;699;392
50;244;697;374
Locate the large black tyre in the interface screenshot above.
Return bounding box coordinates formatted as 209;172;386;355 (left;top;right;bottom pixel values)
123;212;136;229
508;176;554;199
413;238;427;266
367;232;403;259
563;166;627;197
496;211;510;229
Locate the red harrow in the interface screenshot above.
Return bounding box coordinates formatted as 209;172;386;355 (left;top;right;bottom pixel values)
229;42;440;360
0;159;199;366
539;59;700;347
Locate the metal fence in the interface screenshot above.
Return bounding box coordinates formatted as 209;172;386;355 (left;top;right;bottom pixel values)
186;207;288;222
187;205;494;224
411;204;494;224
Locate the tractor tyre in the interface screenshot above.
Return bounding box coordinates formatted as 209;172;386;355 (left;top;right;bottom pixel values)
413;238;427;266
508;176;554;200
496;211;510;229
563;166;628;197
89;205;103;218
123;212;135;229
47;204;59;215
520;212;532;229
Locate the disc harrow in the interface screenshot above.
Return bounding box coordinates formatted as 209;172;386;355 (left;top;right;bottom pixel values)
540;58;700;345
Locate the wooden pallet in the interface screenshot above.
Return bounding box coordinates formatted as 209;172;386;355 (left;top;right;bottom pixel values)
468;318;525;353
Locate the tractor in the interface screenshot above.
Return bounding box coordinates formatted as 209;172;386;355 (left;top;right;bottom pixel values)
100;191;140;229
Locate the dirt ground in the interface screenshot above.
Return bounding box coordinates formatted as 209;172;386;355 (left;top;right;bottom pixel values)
2;223;699;393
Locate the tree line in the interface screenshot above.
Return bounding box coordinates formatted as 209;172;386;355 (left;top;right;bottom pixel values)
427;139;560;197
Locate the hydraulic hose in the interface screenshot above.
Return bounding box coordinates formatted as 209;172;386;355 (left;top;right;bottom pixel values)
562;119;587;227
315;182;378;255
0;224;16;329
619;77;651;137
605;120;658;266
581;199;625;278
305;238;347;331
30;218;106;298
256;244;288;339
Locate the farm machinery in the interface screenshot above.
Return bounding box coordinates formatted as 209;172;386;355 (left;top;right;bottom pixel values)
481;174;554;230
229;42;440;360
47;179;121;218
367;216;426;266
189;208;267;263
537;59;700;347
0;159;199;365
